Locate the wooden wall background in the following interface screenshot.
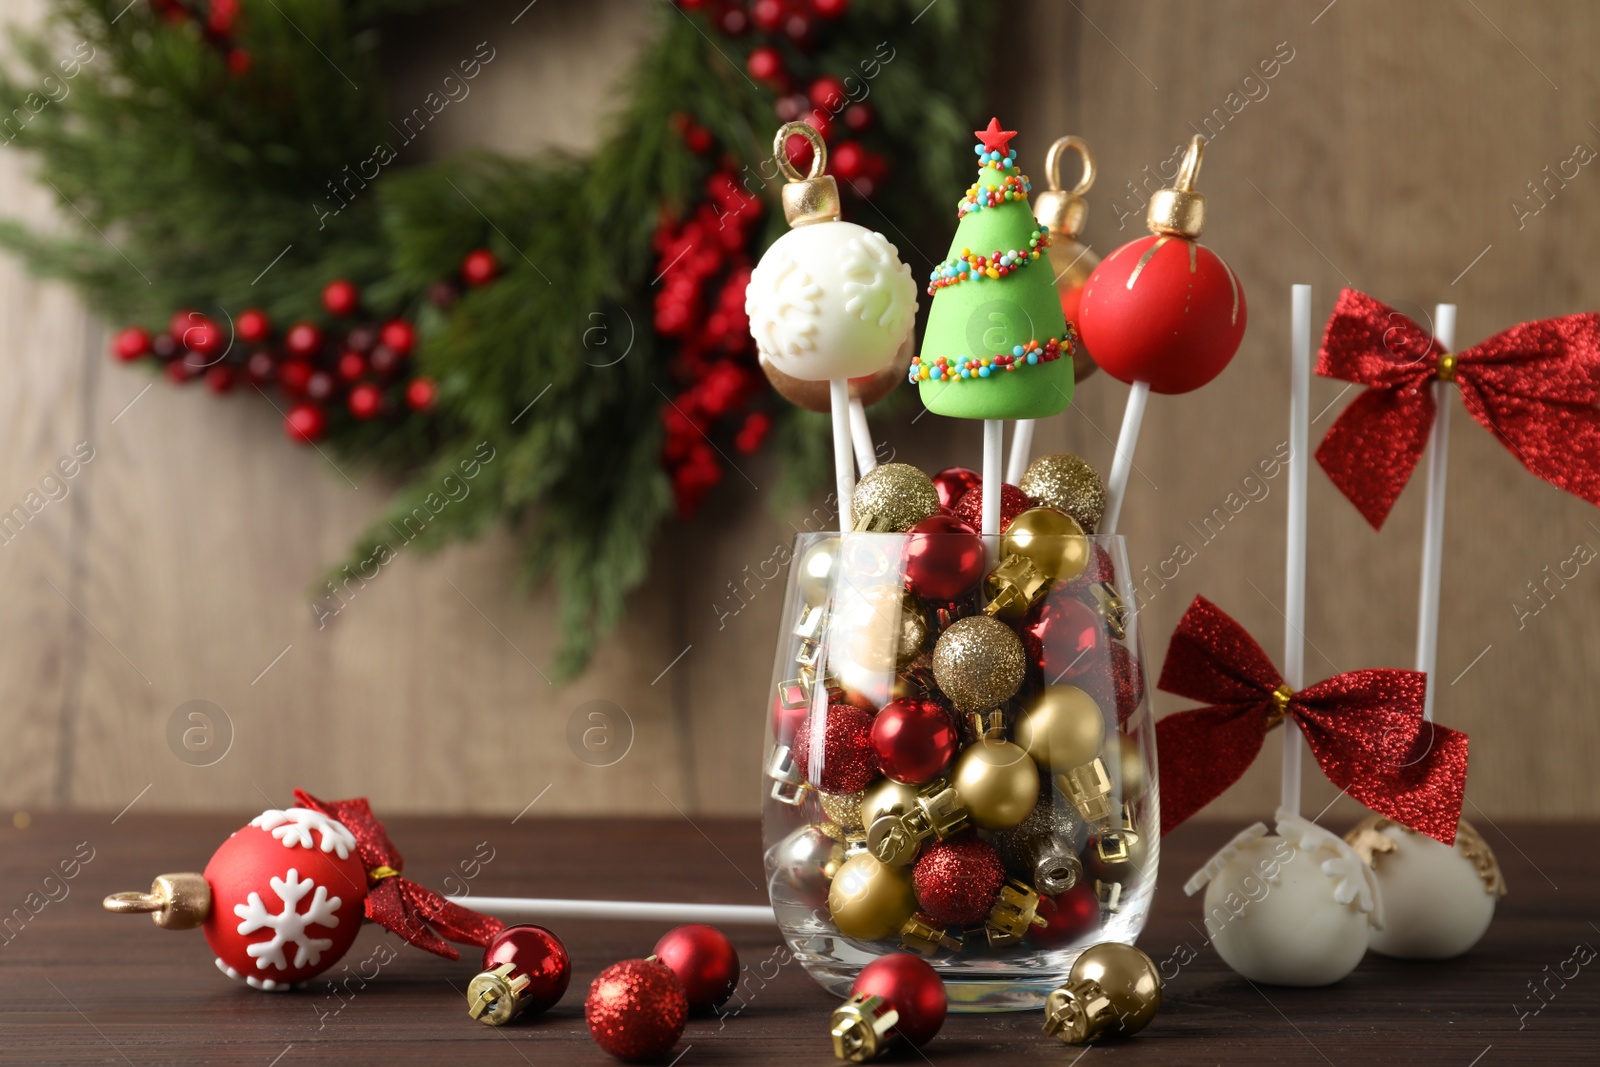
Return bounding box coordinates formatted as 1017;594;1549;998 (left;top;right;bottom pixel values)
1;0;1596;826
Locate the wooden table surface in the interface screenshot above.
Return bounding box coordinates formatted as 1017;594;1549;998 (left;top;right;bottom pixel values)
0;813;1593;1065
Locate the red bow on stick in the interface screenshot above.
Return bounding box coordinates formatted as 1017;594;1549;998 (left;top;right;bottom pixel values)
1315;288;1600;528
1155;597;1468;843
295;789;504;959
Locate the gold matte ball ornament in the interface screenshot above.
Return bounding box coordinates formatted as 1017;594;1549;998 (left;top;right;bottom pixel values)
796;536;840;606
931;615;1027;712
1000;507;1089;583
1019;454;1107;533
1015;685;1107;771
828;852;918;941
1043;942;1162;1044
840;587;928;672
850;463;941;533
951;740;1041;830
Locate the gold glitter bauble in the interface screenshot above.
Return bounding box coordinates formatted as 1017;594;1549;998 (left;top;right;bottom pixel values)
851;463;940;533
1001;507;1089;583
828;852;917;941
761;334;910;413
931;615;1027;712
819;788;868;833
1015;685;1106;771
950;739;1040;830
1019;453;1107;533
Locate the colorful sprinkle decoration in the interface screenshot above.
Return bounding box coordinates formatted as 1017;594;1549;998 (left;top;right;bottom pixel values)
908;328;1079;385
926;226;1053;295
958;171;1032;217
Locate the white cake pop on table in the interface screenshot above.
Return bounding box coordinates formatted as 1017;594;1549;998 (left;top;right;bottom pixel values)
1186;809;1382;987
1344;815;1504;960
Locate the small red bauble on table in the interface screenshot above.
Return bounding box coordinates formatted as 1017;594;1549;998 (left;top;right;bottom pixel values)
468;924;572;1026
651;924;740;1013
586;958;688;1062
871;698;957;785
830;952;946;1061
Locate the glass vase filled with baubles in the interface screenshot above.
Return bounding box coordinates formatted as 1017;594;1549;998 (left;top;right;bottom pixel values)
762;462;1159;1012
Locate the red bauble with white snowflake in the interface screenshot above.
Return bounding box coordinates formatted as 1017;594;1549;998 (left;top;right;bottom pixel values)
202;807;368;990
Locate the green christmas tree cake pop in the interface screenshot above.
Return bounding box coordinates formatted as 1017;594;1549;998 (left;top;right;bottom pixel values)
912;119;1078;419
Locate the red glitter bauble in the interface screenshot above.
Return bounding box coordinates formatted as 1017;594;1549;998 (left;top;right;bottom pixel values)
952;483;1035;533
1028;883;1101;948
912;834;1006;926
1084;640;1144;726
1021;596;1107;678
903;515;984;601
930;466;980;511
481;924;571;1016
792;704;878;794
1077;233;1246;395
1065;544;1118;590
652;924;739;1013
871;699;957;785
586;959;687;1062
850;953;947;1048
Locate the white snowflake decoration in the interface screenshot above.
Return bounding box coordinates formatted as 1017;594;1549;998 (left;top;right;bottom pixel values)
1183;821;1269;896
747;247;822;362
233;867;343;972
839;230;915;337
1273;809;1384;928
251;807;357;860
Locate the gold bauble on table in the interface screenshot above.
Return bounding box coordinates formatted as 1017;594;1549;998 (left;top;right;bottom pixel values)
1019;454;1107;533
796;536;841;606
1043;942;1162;1044
850;463;940;532
760;332;911;412
1015;685;1107;771
828;852;918;941
951;740;1040;830
931;615;1026;712
1001;507;1089;583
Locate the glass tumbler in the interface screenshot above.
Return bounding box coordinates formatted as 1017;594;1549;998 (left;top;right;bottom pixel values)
761;530;1158;1011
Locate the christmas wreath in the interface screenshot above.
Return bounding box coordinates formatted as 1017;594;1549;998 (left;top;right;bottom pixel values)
0;0;990;675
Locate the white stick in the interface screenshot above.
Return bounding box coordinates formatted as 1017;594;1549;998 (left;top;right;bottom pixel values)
1006;419;1036;485
1416;304;1456;723
1100;381;1150;535
454;896;777;926
1281;285;1312;816
830;378;855;533
981;419;1003;540
848;396;877;475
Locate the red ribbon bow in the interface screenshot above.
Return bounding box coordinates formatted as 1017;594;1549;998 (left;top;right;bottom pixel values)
1155;597;1468;844
1315;288;1600;528
294;789;504;959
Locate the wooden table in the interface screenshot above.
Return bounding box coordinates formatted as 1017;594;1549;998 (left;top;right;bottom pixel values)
0;813;1592;1065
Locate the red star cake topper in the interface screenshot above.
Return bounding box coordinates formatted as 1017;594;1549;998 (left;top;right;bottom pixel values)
974;117;1017;156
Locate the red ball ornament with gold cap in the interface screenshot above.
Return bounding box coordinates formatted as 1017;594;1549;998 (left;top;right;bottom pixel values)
1076;136;1246;395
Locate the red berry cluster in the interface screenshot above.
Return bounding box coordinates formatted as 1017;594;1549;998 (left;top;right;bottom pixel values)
147;0;252;76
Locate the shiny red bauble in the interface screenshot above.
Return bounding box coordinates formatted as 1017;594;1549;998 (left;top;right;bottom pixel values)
952;483;1035;533
236;308;271;344
930;466;980;511
379;318;415;355
285;322;323;358
871;699;957;785
284;402;326;443
1021;596;1107;679
903;515;984;601
1077;234;1246;395
586;958;688;1062
482;924;571;1016
202;808;368;989
1028;882;1102;948
112;326;151;361
912;834;1007;926
321;278;360;317
850;953;946;1049
652;924;739;1013
461;248;499;287
792;704;878;794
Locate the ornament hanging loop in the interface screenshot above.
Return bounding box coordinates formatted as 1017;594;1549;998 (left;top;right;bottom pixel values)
1035;136;1095;239
1147;135;1206;239
774;121;841;227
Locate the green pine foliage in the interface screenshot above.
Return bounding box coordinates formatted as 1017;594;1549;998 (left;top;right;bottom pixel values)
0;0;991;677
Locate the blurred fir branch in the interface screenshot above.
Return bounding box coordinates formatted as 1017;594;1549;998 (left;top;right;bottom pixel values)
0;0;991;678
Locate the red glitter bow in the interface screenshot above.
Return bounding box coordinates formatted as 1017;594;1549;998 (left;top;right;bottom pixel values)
1155;597;1468;844
1315;288;1600;528
294;789;504;959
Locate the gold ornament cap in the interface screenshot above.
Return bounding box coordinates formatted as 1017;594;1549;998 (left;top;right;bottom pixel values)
776;122;841;228
983;554;1050;618
1034;136;1095;239
1146;136;1206;238
467;962;532;1026
831;992;898;1062
103;872;210;930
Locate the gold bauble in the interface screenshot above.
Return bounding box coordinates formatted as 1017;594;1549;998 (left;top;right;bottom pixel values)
828;852;917;941
861;778;922;829
796;537;841;606
1019;454;1107;533
931;615;1026;712
841;587;927;672
1045;943;1161;1043
1015;685;1107;771
850;463;940;533
1117;738;1146;801
951;740;1040;830
820;788;868;833
761;335;909;412
1001;507;1089;583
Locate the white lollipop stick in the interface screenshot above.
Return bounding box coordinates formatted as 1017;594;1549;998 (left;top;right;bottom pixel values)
1416;303;1456;723
848;396;877;475
1100;380;1150;535
1006;418;1036;485
982;419;1003;540
1281;285;1312;815
453;896;777;926
831;378;855;533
